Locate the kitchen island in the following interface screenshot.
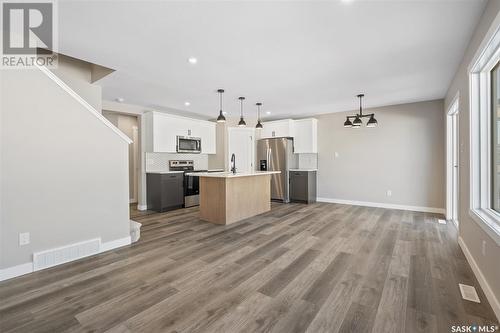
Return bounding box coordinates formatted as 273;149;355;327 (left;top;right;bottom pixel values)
196;171;280;225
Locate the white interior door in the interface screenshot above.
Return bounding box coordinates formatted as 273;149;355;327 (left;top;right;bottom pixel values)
446;99;459;227
228;127;255;173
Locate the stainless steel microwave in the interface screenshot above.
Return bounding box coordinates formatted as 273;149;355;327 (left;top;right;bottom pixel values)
176;136;202;153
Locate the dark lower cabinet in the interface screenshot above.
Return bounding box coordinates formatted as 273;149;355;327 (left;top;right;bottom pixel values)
290;170;317;204
147;173;184;212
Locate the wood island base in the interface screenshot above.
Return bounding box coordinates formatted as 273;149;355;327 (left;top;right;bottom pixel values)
199;174;272;225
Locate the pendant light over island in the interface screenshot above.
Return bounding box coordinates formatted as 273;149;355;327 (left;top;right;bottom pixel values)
216;89;226;123
256;102;263;129
238;97;246;127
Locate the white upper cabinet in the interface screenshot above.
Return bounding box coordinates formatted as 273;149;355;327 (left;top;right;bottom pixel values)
144;111;216;154
258;118;317;153
293;118;317;154
259;119;294;139
197;121;216;154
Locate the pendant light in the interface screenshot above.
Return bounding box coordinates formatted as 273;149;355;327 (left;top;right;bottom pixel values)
352;115;362;128
216;89;226;123
343;94;378;128
238;96;246;127
367;114;378;127
256;102;263;129
343;117;353;128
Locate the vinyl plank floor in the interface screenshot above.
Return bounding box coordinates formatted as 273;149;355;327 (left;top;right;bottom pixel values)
0;203;498;333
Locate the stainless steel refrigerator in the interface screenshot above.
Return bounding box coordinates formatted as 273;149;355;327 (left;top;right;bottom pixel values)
257;137;298;203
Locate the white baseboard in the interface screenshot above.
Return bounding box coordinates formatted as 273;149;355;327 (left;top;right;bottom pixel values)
316;197;445;214
101;236;131;252
0;236;132;282
458;236;500;321
137;204;147;211
0;262;33;281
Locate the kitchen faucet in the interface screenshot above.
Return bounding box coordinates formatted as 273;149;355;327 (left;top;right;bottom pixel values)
231;153;236;174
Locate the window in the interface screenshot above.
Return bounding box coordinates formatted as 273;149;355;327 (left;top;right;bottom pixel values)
469;20;500;245
492;62;500;213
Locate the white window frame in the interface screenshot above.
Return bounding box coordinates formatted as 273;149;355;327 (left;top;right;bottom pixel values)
469;14;500;245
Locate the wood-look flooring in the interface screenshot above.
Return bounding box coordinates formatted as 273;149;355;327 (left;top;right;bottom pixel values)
0;203;498;332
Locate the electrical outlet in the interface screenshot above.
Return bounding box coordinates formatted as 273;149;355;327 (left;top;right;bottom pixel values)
19;232;30;246
386;190;392;197
482;240;486;256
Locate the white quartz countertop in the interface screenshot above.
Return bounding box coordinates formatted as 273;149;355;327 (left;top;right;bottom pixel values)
192;171;281;178
289;169;318;172
146;171;184;174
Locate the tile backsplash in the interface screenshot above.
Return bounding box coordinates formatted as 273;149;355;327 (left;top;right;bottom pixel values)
298;153;318;169
145;152;209;172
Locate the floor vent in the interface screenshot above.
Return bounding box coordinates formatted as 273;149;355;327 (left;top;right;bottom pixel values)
33;238;101;271
459;283;481;303
438;219;447;225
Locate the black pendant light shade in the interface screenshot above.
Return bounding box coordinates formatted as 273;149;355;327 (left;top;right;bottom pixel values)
352;115;362;127
344;117;353;128
238;96;246;127
344;93;377;128
217;111;226;122
367;114;378;127
216;89;226;123
256;102;263;129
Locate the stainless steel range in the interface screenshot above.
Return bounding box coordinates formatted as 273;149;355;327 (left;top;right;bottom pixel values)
169;160;206;208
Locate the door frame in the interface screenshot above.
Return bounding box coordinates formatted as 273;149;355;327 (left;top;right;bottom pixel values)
446;93;460;228
102;109;143;207
131;125;139;203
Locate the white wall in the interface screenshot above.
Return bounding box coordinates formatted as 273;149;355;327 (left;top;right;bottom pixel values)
50;54;103;112
317;99;445;212
0;67;130;271
444;0;500;317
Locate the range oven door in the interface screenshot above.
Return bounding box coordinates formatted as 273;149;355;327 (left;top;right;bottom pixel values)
177;136;202;153
184;174;200;207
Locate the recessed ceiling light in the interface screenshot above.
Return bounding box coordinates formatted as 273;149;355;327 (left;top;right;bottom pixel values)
115;97;124;103
341;0;353;3
266;111;271;115
184;102;190;106
223;111;228;115
188;57;197;64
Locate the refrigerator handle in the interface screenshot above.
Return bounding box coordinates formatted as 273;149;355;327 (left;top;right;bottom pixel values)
268;148;272;169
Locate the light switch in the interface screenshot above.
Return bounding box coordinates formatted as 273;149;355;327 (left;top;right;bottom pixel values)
386;190;392;197
334;152;339;158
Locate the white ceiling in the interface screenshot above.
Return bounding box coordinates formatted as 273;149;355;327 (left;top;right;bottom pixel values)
58;0;486;120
